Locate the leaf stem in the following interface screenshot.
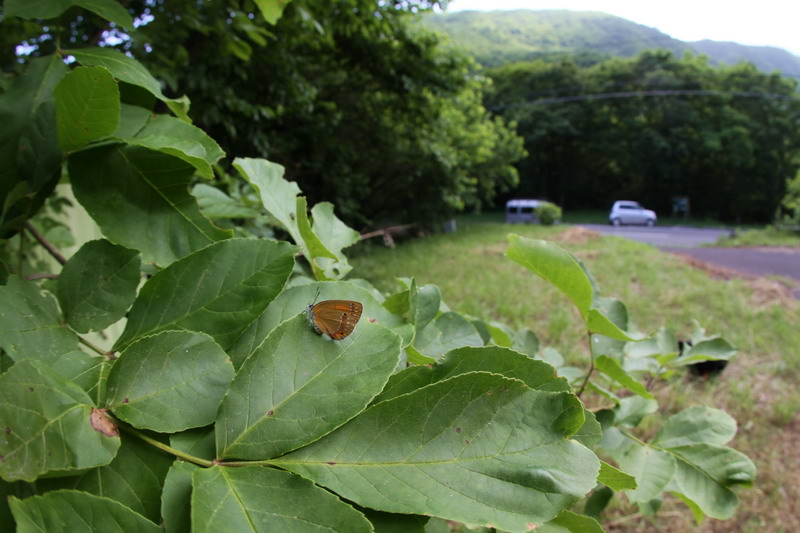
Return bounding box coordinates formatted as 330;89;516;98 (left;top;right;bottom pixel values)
25;222;67;265
576;331;595;398
618;427;662;450
17;228;27;274
120;423;216;468
78;335;112;358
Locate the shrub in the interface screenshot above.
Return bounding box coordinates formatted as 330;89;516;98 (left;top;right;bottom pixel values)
537;201;563;225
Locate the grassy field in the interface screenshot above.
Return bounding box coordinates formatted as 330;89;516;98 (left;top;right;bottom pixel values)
350;221;800;532
711;226;800;248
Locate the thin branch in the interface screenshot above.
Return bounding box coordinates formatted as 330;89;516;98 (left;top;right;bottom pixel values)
24;273;60;281
576;331;595;397
25;222;67;265
17;228;26;274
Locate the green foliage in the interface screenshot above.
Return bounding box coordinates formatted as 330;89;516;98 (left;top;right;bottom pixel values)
112;0;524;226
0;3;755;532
536;200;562;225
486;51;800;222
779;169;800;224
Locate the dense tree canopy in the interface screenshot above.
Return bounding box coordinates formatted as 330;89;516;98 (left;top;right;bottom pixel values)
140;0;524;227
486;51;800;222
1;0;525;228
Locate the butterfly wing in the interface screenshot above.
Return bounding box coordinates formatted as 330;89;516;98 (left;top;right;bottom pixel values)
311;300;363;340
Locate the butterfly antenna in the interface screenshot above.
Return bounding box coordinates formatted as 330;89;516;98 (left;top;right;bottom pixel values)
311;287;321;306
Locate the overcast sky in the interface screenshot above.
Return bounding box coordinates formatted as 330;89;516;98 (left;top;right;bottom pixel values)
444;1;800;56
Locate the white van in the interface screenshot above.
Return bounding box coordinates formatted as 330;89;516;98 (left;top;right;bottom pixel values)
505;199;542;224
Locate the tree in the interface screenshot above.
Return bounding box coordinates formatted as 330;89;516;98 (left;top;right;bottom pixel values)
116;0;524;226
487;50;800;221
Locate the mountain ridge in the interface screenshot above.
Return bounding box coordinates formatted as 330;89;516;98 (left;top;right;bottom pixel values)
422;9;800;79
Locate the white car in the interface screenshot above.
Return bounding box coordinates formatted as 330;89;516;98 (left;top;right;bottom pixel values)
609;201;657;226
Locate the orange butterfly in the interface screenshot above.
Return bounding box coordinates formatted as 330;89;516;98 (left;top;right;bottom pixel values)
306;299;363;340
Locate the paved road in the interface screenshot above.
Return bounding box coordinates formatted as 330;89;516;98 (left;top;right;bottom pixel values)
581;224;730;248
582;224;800;283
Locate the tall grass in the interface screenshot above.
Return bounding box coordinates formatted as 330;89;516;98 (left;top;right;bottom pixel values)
350;222;800;532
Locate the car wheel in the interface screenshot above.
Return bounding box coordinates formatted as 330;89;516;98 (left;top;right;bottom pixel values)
645;218;655;227
611;218;621;226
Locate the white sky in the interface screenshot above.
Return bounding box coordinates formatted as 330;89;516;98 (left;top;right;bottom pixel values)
444;1;800;57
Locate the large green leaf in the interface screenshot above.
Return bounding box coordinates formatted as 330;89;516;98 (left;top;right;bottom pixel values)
373;345;570;404
217;317;401;459
617;444;676;503
162;460;198;533
118;115;224;179
106;331;234;433
653;406;737;448
6;0;135;29
0;275;78;362
192;184;260;219
113;103;152;138
309;201;360;279
413;311;484;360
512;328;540;357
9;490;160;533
228;281;413;366
37;436;172;524
668;444;756;520
310;201;360;256
505;234;642;341
170;427;216;462
676;337;737;366
192;466;372;533
114;238;296;351
362;509;430;533
613;396;659;427
233;158;357;280
597;460;637;490
54;66;120;152
538;510;604;533
57;239;141;333
295;196;347;280
67;48;189;120
69;144;232;266
572;409;603;449
0;55;66;236
233;158;301;242
412;282;441;331
296;196;337;261
594;355;654;399
49;350;109;405
0;359;120;482
272;372;599;532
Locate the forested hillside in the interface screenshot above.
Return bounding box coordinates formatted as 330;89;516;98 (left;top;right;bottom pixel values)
422;9;800;79
485;51;800;222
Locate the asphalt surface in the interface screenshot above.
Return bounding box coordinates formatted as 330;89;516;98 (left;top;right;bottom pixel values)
581;224;730;248
582;224;800;283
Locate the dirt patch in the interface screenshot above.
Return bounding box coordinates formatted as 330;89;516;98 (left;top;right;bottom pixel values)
748;278;799;309
670;252;799;307
556;226;602;244
671;253;758;281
